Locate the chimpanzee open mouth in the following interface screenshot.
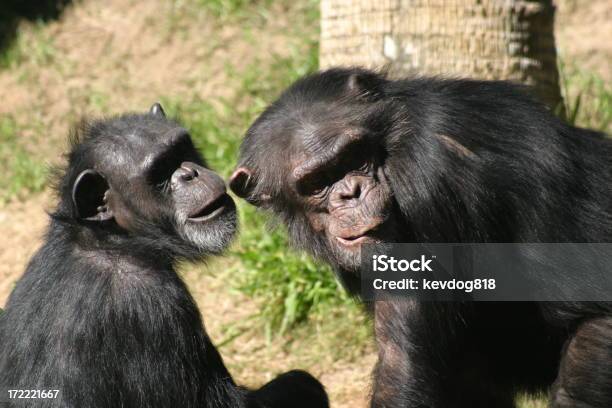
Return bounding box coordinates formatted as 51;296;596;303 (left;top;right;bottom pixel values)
188;194;232;222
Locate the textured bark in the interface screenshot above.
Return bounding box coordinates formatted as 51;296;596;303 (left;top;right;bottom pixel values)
321;0;564;111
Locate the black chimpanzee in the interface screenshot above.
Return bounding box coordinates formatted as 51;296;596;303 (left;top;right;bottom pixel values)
229;68;612;408
0;103;328;408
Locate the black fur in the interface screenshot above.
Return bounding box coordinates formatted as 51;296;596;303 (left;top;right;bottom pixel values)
232;68;612;408
0;108;328;408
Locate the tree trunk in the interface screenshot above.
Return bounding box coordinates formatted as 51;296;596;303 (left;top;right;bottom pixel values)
320;0;564;112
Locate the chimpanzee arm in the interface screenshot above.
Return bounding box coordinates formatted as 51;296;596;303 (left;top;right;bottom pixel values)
551;317;612;408
371;301;517;408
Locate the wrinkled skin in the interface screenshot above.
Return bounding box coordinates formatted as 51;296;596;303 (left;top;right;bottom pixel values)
288;145;396;270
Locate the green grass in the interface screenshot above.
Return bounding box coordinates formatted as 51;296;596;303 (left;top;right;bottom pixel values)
0;21;56;69
234;205;352;338
516;393;547;408
0;115;48;202
196;0;272;20
560;61;612;132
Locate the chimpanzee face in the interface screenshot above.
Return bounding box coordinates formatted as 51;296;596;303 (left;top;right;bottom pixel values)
230;98;399;272
70;103;236;259
284;126;396;270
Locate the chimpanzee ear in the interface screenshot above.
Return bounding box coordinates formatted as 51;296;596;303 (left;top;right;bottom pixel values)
229;167;254;199
72;169;113;222
346;71;384;99
149;102;166;118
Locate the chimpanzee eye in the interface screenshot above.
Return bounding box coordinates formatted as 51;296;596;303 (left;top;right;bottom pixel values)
297;173;329;198
302;180;323;196
311;185;328;197
345;153;370;174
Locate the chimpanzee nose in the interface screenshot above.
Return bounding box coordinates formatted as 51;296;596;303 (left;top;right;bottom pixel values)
338;177;362;200
173;161;227;200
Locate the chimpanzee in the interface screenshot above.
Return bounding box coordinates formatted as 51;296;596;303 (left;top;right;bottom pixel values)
229;68;612;408
0;103;328;408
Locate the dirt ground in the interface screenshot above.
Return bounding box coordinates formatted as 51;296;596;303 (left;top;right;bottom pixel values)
0;1;609;407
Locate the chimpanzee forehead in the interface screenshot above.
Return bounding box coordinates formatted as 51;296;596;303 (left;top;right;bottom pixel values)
90;116;187;177
298;124;343;154
293;108;366;154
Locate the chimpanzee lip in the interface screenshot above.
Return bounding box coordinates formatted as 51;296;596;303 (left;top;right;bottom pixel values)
334;223;382;247
336;235;371;247
188;194;230;222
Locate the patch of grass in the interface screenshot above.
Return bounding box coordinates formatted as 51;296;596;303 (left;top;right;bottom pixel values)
235;204;355;338
233;43;319;102
195;0;273;20
0;40;21;69
559;61;612;132
0;21;57;69
0;115;48;202
516;393;547;408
